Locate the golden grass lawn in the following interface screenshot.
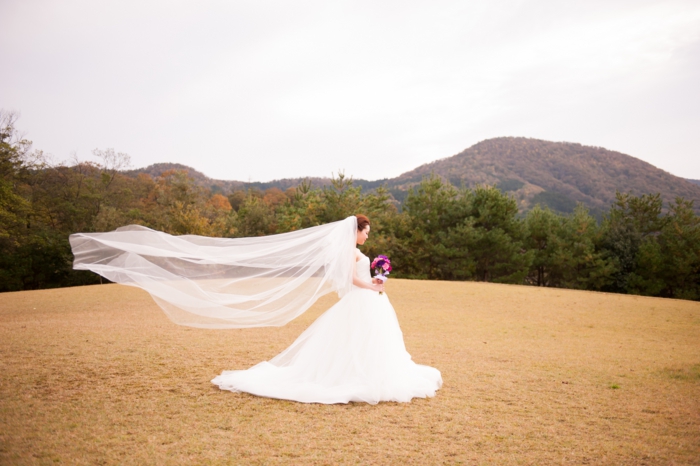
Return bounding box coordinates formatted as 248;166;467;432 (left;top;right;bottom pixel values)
1;279;699;465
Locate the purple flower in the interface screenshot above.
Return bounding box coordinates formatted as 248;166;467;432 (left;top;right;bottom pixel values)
371;255;392;277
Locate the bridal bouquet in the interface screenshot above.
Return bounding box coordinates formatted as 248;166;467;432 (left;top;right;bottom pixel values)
371;255;392;295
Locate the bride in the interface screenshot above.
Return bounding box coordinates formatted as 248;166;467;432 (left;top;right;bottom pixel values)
70;214;442;404
212;215;442;404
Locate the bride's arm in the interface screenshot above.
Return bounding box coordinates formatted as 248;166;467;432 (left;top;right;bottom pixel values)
352;252;384;292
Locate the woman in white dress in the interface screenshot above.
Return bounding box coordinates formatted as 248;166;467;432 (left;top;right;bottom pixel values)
70;214;441;404
211;215;442;404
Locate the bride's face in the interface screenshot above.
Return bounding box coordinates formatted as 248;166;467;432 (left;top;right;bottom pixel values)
356;225;370;245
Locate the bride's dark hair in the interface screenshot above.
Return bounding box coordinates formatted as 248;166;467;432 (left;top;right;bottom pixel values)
355;214;370;231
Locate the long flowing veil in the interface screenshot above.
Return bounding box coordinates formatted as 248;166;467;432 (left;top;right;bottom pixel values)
69;216;358;328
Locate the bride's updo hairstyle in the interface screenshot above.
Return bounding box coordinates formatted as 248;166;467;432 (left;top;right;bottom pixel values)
356;214;370;231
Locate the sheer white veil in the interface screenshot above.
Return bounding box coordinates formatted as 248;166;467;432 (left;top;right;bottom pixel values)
70;216;358;328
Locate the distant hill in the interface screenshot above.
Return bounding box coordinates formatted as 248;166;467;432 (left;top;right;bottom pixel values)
126;162;394;198
124;163;332;194
125;138;700;215
385;137;700;215
124;163;244;193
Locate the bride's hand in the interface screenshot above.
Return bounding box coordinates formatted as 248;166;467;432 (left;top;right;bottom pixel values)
371;282;385;293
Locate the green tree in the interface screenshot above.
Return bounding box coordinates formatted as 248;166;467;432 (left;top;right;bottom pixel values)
399;175;462;279
318;172;379;224
235;193;277;237
275;180;325;232
0;111;33;290
601;192;666;293
0;112;102;290
462;186;532;283
524;205;561;286
397;177;530;283
0;111;31;248
632;198;700;299
525;204;613;289
227;190;247;211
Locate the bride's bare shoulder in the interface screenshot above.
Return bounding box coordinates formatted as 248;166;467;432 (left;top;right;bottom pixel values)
355;248;363;261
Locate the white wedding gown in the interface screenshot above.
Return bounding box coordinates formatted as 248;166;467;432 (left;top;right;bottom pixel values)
212;251;443;404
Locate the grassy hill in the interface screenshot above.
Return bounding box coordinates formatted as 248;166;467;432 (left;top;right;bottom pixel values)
127;138;700;214
2;281;698;463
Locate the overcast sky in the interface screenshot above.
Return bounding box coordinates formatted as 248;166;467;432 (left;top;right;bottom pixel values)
1;0;699;181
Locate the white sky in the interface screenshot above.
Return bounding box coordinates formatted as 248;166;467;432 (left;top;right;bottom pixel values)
1;0;699;181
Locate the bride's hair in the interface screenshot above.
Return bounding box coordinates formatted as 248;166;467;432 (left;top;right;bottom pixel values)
355;214;370;231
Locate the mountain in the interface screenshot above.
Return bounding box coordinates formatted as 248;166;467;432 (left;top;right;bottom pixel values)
124;163;334;195
126;138;700;215
386;137;700;215
124;163;244;193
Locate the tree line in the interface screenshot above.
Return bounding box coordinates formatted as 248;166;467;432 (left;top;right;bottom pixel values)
2;112;699;300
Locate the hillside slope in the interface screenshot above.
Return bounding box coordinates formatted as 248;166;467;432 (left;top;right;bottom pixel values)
124;163;333;193
389;137;700;214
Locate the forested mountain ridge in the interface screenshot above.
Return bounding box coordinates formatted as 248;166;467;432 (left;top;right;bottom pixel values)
128;138;700;214
125;163;333;194
123;163;243;189
388;137;700;214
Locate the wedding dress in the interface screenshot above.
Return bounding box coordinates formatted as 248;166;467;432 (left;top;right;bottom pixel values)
211;251;443;404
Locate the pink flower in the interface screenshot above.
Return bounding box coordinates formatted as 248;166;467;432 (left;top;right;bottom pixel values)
371;255;391;295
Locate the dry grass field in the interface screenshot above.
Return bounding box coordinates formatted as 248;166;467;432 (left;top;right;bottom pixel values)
1;279;699;465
